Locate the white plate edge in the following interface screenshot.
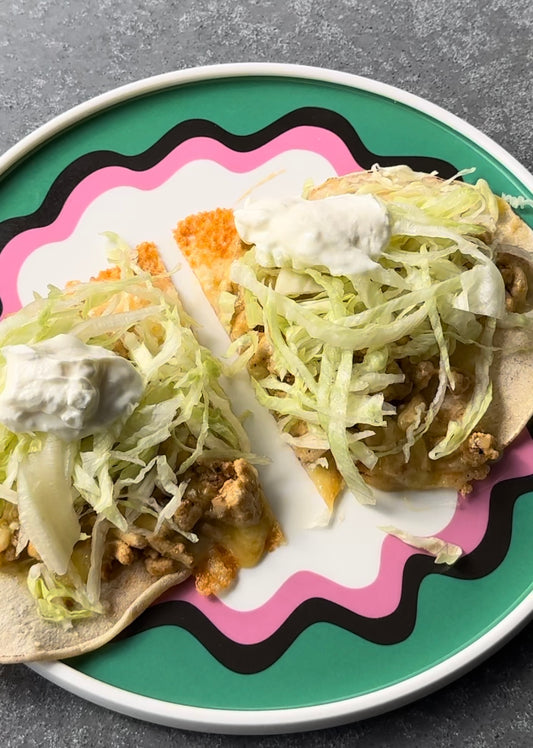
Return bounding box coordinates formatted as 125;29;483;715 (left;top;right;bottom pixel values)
1;61;531;732
1;62;533;192
28;592;532;734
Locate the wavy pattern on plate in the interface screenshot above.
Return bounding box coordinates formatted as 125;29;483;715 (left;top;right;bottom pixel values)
0;108;459;313
158;431;531;638
118;430;533;673
0;107;457;251
3;104;523;677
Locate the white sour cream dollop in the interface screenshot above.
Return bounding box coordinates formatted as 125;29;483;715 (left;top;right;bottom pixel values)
0;334;143;441
233;193;390;276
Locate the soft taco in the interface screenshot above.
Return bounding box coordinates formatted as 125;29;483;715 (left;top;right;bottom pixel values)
174;164;533;509
0;240;282;663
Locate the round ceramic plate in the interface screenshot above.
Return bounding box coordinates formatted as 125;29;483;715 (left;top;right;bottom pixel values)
1;63;532;734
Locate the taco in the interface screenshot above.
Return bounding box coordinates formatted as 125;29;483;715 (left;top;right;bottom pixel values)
174;164;533;509
0;240;282;663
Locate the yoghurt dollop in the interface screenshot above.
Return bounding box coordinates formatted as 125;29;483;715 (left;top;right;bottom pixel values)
233;193;391;276
0;333;143;441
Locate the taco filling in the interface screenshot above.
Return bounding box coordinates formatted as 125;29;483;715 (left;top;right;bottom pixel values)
174;165;533;508
0;240;281;661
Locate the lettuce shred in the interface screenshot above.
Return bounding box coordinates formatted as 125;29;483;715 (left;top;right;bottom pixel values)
380;525;463;565
502;194;533;210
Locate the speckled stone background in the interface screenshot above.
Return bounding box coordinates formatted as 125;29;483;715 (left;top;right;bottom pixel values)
0;0;532;745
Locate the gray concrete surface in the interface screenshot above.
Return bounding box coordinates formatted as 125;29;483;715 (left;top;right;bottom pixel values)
1;0;532;745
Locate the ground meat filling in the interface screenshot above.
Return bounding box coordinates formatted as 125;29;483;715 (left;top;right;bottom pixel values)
99;457;265;583
178;458;264;529
0;523;19;565
497;254;529;312
244;333;502;493
0;503;35;567
98;522;195;582
360;358;500;493
293;446;329;465
0;457;269;594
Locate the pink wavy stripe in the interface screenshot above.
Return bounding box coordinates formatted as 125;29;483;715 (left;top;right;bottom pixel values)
0;128;361;316
158;429;533;644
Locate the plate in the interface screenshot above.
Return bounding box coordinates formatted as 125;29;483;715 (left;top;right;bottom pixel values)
1;63;532;734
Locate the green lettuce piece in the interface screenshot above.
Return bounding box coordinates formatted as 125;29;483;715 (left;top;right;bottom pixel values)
380;525;463;565
27;563;103;622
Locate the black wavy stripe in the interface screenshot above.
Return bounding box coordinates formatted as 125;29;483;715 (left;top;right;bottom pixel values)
0;106;458;253
0;106;459;318
6;104;496;672
118;470;533;674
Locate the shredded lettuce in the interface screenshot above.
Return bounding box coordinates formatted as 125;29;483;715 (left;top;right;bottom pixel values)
16;435;80;576
27;563;103;623
218;290;238;328
380;525;463;565
502;194;533;210
229;165;511;504
0;242;254;621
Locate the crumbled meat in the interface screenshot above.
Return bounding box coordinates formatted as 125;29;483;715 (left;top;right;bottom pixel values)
101;524;194;580
144;556;183;577
173;499;205;532
411;360;437;390
174;461;232;532
293;446;328;464
397;393;426;432
101;538;139;579
176;458;264;530
461;432;500;467
358;352;498;494
110;539;137;566
146;535;194;566
395;365;473;438
0;512;21;565
361;427;499;494
246;331;293;383
230;291;249;338
116;530;148;549
208;459;263;526
256;330;497;496
437;431;500;494
497;256;529;312
186;461;233;501
98;457;270;582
